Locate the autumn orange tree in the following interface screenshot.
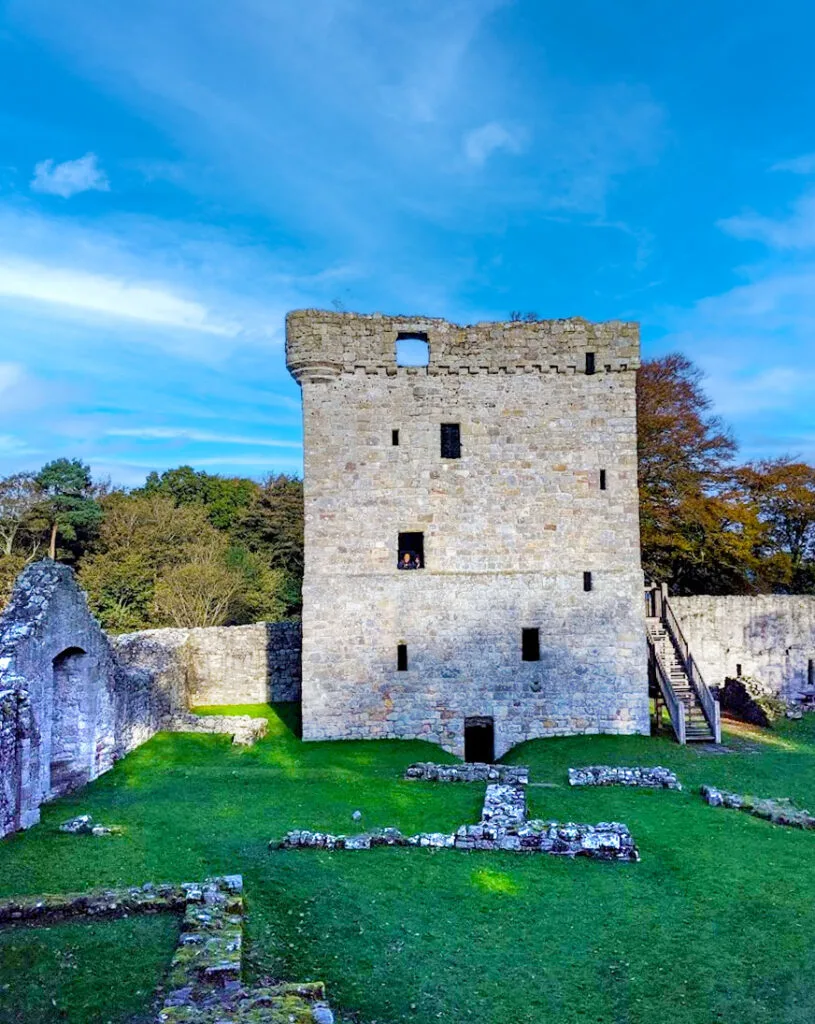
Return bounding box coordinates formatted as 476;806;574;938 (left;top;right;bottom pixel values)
636;354;762;593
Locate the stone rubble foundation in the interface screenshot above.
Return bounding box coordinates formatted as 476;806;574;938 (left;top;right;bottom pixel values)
700;785;815;830
568;766;682;790
404;762;529;784
165;713;268;746
58;814;121;837
0;875;334;1023
274;781;639;862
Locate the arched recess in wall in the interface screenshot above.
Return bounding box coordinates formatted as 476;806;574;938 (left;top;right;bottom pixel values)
50;646;93;798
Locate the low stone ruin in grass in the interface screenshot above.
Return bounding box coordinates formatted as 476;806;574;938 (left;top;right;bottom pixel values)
700;785;815;830
274;780;639;862
568;766;682;790
58;814;122;837
0;875;335;1023
404;762;529;785
165;712;268;746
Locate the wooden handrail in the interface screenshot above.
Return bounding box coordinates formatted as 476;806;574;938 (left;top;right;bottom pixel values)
661;594;721;744
648;641;686;745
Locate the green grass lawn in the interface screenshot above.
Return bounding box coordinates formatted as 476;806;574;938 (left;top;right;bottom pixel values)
2;704;815;1024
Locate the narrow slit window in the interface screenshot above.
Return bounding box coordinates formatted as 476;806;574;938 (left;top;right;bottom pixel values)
522;628;540;662
397;532;424;570
808;659;814;687
599;469;607;490
397;644;408;671
736;664;743;678
585;352;596;375
441;423;461;459
583;571;593;592
396;332;430;366
392;429;400;446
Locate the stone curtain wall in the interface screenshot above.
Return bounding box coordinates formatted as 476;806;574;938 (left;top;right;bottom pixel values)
670;596;815;700
0;562;169;838
287;310;650;757
113;621;301;707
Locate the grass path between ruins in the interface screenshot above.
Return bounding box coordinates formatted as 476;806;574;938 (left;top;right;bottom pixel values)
2;705;815;1023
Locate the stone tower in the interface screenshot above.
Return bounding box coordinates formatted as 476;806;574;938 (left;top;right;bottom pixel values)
286;310;649;759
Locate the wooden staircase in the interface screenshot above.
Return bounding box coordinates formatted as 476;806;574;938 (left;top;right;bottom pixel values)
645;584;721;745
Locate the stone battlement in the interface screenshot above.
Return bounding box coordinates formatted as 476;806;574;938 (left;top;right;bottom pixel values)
286;309;640;382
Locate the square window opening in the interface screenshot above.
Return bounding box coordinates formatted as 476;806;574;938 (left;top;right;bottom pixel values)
392;429;400;446
583;571;593;592
522;628;540;662
441;423;461;459
396;332;430;367
397;644;408;671
398;532;424;570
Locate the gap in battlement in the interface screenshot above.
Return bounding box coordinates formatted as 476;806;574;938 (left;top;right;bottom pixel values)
395;333;430;366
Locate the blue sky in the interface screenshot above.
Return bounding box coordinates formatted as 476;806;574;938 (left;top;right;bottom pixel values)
1;0;814;485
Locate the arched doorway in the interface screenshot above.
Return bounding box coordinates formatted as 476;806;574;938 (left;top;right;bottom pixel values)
50;647;93;798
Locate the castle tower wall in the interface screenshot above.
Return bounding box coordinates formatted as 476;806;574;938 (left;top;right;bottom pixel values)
287;310;649;757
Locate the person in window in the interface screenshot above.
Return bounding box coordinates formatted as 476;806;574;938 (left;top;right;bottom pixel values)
398;551;421;570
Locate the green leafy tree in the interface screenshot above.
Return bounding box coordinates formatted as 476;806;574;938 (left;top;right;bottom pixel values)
0;472;41;556
35;459;102;560
141;466;259;530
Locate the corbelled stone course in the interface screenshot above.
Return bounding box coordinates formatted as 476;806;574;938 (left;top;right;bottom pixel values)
404;762;529;784
569;766;682;789
288;310;650;757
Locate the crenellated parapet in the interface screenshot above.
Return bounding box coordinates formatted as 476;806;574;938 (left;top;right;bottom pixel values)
286;309;640;382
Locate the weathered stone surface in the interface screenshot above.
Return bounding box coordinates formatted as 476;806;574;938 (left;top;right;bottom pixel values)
568;766;682;790
114;621;302;707
0;561;167;839
670;596;815;702
58;814;120;836
274;778;639;861
0;875;335;1023
165;713;268;745
404;762;529;784
288;310;650;757
700;785;815;829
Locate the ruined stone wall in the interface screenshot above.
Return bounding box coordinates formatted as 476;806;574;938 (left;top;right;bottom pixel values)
671;596;815;701
287;310;650;757
113;621;301;707
0;562;172;837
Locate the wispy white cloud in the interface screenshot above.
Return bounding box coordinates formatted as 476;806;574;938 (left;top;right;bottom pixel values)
771;153;815;175
463;122;525;166
0;257;239;335
31;152;110;197
719;190;815;249
107;426;301;447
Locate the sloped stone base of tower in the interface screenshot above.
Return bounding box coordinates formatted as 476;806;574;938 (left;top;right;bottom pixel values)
300;571;649;759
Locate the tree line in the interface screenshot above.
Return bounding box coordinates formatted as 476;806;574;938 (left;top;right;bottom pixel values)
0;352;813;629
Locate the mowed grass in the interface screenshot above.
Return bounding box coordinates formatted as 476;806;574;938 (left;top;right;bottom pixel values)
2;704;815;1023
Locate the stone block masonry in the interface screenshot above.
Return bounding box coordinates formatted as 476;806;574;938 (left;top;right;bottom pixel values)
0;876;335;1023
404;762;529;784
114;620;302;708
569;766;682;789
0;561;293;840
670;596;815;702
274;780;639;861
287;310;650;757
